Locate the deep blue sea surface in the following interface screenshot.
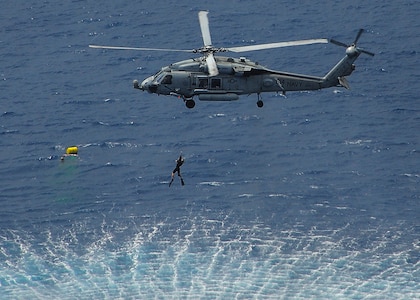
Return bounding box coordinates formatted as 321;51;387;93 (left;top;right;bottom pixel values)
1;0;419;298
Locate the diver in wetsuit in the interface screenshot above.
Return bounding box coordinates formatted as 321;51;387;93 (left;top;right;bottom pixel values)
169;155;185;187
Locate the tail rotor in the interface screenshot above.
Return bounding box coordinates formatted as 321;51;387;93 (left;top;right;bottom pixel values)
330;29;375;57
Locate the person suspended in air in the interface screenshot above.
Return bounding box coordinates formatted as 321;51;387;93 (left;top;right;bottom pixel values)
169;155;185;187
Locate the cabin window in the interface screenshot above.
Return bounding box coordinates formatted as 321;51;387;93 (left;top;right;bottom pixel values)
211;78;221;89
198;78;208;88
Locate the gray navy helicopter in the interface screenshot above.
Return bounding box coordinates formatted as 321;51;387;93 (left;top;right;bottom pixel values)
90;11;374;109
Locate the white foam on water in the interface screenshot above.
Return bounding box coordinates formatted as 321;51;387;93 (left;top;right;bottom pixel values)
0;213;418;299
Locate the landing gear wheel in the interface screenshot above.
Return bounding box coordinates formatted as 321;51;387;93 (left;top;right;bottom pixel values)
185;99;195;109
257;100;264;108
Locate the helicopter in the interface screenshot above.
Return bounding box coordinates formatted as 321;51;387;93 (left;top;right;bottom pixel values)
89;11;374;109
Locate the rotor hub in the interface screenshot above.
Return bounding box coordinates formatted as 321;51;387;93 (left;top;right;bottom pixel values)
346;45;358;57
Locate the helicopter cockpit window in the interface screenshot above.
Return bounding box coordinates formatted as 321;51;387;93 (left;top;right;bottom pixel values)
161;74;172;84
154;72;165;82
211;78;221;89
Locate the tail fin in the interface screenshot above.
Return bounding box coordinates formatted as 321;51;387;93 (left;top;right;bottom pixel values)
322;29;374;89
322;55;358;89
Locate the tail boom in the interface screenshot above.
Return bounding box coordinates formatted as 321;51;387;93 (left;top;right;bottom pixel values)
321;52;359;89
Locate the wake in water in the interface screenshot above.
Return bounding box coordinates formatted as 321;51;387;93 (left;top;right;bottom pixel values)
1;205;418;299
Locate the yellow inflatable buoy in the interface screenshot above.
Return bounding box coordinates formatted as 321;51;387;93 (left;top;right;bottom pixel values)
66;146;78;155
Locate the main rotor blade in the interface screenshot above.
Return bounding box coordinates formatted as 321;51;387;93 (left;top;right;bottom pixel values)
198;11;212;46
226;38;328;53
206;53;219;76
89;45;193;52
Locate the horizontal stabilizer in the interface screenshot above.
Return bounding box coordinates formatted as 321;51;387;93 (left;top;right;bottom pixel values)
338;77;350;89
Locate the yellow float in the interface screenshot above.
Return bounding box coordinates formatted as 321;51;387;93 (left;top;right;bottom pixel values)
66;146;78;155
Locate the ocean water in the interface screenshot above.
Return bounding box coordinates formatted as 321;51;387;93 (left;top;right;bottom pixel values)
1;0;419;298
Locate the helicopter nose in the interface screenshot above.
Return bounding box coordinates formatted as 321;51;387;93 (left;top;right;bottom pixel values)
140;76;157;93
148;84;158;93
